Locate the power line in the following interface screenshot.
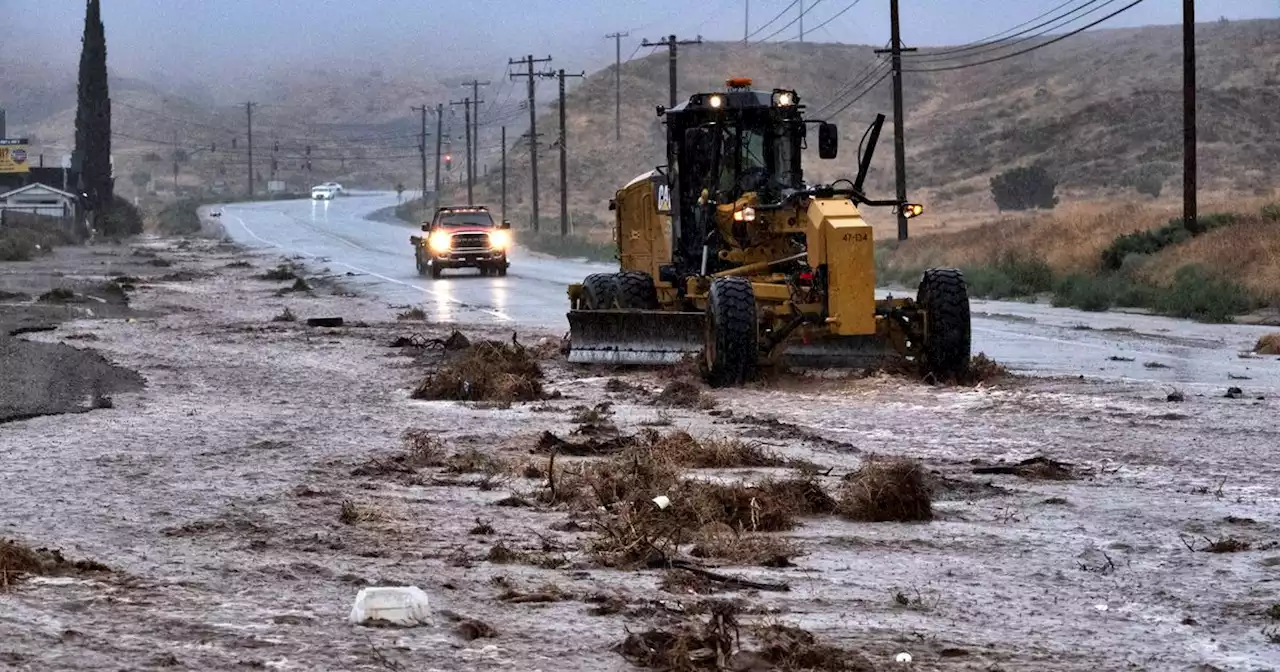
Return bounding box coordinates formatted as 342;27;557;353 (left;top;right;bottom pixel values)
746;0;801;41
811;57;890;116
904;0;1098;60
758;0;826;42
783;0;865;41
823;68;891;118
904;0;1118;63
902;0;1146;72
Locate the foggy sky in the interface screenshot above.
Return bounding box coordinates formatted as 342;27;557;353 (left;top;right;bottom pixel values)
5;0;1275;101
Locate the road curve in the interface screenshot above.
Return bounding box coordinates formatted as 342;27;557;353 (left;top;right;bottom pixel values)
220;192;1280;394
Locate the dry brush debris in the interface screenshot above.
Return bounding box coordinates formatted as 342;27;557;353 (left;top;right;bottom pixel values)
839;456;933;522
412;339;546;403
1254;333;1280;355
1;538;111;587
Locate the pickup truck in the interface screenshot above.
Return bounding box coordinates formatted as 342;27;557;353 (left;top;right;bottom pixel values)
409;205;512;279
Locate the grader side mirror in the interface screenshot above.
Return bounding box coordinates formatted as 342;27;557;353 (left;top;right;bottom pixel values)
818;123;838;159
421;223;430;232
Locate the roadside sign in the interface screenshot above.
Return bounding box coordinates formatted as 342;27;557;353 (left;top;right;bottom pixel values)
0;138;30;173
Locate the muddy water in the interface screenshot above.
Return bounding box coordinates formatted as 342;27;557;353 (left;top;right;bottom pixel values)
2;236;1279;670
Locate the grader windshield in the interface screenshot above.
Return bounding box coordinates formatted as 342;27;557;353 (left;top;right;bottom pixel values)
710;116;802;203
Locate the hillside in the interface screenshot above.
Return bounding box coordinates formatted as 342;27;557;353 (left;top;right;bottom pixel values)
5;17;1278;230
485;18;1280;238
1;58;479;200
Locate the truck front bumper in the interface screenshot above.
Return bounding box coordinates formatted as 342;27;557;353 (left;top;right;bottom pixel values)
428;250;508;268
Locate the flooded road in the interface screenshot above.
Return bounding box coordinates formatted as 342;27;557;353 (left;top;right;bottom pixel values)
222;192;1280;394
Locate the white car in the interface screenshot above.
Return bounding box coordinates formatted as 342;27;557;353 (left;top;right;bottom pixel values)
322;182;344;194
311;185;338;200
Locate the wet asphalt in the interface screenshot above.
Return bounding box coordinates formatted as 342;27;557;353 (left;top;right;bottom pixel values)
220;192;1280;395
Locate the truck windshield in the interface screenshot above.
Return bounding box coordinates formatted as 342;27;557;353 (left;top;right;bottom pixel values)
435;211;494;227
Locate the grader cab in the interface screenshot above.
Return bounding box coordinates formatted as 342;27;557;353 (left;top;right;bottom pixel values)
565;78;971;385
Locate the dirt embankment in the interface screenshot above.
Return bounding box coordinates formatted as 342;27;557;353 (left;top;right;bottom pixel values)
1;234;1278;670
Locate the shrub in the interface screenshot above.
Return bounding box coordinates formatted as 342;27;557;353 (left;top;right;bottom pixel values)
156;200;202;235
990;165;1058;211
1151;265;1259;323
1100;212;1240;270
959;251;1054;300
99;197;145;237
0;236;34;261
1051;273;1158;313
1134;172;1163;198
520;232;616;262
1262;203;1280;223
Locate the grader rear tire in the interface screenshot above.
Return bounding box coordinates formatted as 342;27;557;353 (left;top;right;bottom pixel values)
918;268;971;379
615;271;659;309
704;276;758;387
580;273;619;310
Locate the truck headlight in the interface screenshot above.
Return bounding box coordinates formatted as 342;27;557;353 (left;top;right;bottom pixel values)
428;230;451;253
489;229;512;250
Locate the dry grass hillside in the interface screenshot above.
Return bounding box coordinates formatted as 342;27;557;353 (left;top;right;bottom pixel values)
488;18;1280;236
876;196;1280;322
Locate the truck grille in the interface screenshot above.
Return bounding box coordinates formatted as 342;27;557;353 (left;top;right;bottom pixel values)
451;233;490;250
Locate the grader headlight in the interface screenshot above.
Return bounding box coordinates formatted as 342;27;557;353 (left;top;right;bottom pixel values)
733;206;756;222
773;90;796;107
709;94;723;109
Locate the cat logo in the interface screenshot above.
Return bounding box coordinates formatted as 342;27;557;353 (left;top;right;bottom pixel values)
655;182;672;213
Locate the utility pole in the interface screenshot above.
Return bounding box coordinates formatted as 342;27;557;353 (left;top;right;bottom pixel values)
799;0;804;42
244;102;256;198
641;34;702;109
172;128;179;191
510;54;553;232
433;103;444;209
0;108;6;137
450;98;476;204
540;68;585;236
412;104;429;211
460;79;489;183
1183;0;1198;234
605;31;629;142
744;0;749;42
875;0;916;241
501;126;507;222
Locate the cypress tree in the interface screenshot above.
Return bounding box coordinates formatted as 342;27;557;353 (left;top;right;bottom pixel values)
74;0;113;218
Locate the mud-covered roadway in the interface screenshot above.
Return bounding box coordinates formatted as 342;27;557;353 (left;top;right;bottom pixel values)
0;203;1278;671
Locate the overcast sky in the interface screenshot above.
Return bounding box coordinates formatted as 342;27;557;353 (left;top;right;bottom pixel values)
5;0;1275;98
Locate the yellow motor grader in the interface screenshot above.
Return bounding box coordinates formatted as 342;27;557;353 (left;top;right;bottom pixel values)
565;77;970;385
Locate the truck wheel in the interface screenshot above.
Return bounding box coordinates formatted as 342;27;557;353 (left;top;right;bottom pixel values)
704;276;758;387
479;266;490;277
497;262;508;277
616;271;659;309
917;268;971;380
430;262;443;280
580;273;618;310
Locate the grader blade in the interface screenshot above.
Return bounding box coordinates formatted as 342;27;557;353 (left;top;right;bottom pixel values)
567;309;705;365
775;335;898;370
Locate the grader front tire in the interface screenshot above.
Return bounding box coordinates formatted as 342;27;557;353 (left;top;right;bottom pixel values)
580;273;619;310
615;271;659;309
704;276;759;387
